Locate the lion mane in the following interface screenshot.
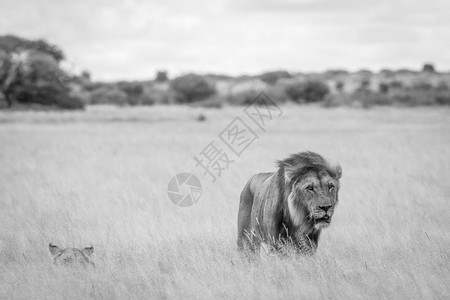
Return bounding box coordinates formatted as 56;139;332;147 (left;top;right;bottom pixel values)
237;151;342;255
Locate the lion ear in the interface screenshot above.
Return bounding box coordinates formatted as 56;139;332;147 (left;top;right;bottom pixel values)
333;165;342;180
49;243;61;256
82;246;94;256
284;167;296;184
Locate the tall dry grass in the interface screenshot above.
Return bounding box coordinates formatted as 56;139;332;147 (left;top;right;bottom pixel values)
0;105;449;299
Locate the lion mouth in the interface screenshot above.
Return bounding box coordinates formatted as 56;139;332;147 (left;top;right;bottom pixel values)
314;215;331;224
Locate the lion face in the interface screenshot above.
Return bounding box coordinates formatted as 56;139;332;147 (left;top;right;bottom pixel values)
288;170;340;230
49;243;95;267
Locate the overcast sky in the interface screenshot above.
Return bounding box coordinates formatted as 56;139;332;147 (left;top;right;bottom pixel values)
1;0;449;81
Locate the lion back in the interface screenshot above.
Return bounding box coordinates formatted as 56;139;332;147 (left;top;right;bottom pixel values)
237;172;274;250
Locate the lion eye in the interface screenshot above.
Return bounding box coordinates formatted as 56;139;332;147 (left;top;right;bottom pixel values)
306;185;314;191
328;184;334;191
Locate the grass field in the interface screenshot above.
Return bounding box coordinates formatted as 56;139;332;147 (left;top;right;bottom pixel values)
0;105;449;299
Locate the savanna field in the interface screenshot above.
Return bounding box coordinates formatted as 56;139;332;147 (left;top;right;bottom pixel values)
0;105;449;299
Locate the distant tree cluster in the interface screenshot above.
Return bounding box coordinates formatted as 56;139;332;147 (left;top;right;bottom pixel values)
170;74;216;103
1;35;448;109
284;80;329;103
259;70;292;85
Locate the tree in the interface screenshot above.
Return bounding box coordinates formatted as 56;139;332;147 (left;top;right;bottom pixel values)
0;51;19;107
89;86;128;106
0;35;83;109
259;70;291;85
9;51;83;109
285;80;330;103
0;35;64;62
170;74;216;103
155;70;168;82
117;81;144;105
422;63;435;73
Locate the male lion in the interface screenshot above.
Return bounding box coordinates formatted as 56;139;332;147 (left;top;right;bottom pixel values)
49;243;95;267
237;151;342;256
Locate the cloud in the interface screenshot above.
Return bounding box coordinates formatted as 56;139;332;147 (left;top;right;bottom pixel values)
1;0;449;80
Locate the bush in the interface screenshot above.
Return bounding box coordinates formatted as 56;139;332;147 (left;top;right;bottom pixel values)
171;74;216;103
55;94;85;110
379;83;389;94
3;51;85;110
335;81;345;92
285;80;329;103
259;71;291;85
155;71;168;82
14;83;84;110
228;90;260;106
390;89;449;106
323;93;353;108
89;87;128;106
435;90;450;105
140;88;170;105
422;63;435;73
191;96;223;108
353;90;391;107
117;82;144;105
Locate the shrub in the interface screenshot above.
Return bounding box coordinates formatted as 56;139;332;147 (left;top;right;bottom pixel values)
140;94;156;106
437;82;449;91
389;89;436;106
89;87;128;106
435;90;450;105
55;94;85;110
228;90;260;105
335;81;345;92
285;80;329;103
14;83;84;110
4;51;85;110
389;81;403;89
379;83;389;94
353;90;391;107
259;71;291;85
422;63;435;73
117;82;144;105
358;80;371;91
266;84;289;104
170;74;216;103
155;71;168;82
191;96;223;108
323;93;353;107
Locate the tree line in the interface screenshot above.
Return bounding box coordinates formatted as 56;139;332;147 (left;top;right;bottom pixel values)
1;35;449;110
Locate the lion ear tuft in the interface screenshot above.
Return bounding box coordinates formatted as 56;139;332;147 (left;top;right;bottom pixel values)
333;165;342;180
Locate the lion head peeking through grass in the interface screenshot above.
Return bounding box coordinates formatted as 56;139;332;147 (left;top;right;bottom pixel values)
49;243;95;267
237;151;342;256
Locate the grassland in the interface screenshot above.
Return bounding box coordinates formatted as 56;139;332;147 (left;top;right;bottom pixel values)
0;105;449;299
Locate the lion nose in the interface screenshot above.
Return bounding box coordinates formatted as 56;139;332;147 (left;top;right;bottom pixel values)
319;205;332;213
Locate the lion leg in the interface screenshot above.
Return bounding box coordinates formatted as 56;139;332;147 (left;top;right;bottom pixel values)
237;181;254;252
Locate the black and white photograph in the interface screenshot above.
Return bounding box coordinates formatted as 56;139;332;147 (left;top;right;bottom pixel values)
0;0;449;299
